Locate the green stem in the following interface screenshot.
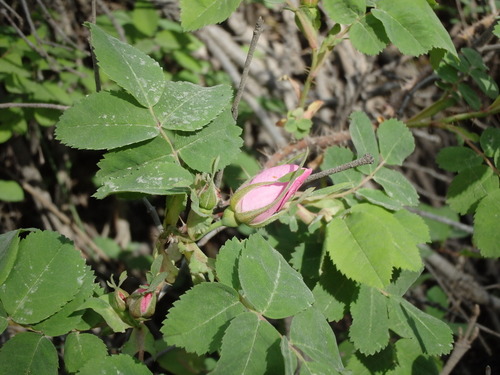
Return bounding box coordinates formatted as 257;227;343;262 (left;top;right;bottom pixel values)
196;220;225;241
407;105;500;128
299;50;319;108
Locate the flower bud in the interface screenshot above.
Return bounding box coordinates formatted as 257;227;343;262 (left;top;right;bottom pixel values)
194;174;219;212
230;164;312;227
126;286;156;320
110;288;129;312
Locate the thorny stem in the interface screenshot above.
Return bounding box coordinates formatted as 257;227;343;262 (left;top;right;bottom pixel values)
333;159;385;199
232;16;265;120
304;153;374;184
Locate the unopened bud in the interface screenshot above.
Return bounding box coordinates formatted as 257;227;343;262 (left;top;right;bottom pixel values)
110;288;129;312
199;179;219;211
127;287;156;320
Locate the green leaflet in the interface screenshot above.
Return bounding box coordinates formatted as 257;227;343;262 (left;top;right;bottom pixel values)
89;23;165;108
372;0;457;57
0;231;91;325
180;0;243;31
215;237;243;291
172;109;243;172
155;81;233;131
78;294;133;333
473;189;500;257
323;0;366;24
349;111;379;174
325;204;423;289
0;230;21;286
161;282;245;354
32;268;96;336
446;165;498;214
349;285;390;355
0;332;58;375
94;137;193;198
312;260;358;322
77;354;152;375
373;167;419;207
238;234;314;319
350;13;389;55
0;180;24;202
132;1;160;37
356;188;403;211
436;146;483;172
64;333;108;374
480;128;500;161
386;339;439;375
388;296;453;356
211;312;284;375
55;91;158;150
377;119;415;166
289;307;345;373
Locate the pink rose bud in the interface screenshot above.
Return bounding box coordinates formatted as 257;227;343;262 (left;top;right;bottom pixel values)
229;164;312;227
126;286;156;320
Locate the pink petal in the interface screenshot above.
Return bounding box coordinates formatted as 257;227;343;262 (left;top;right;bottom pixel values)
236;164;312;224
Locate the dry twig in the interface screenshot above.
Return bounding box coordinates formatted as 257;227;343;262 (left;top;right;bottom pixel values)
440;305;481;375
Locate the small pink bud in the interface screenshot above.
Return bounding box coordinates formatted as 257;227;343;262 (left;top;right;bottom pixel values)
126;286;156;320
230;164;312;226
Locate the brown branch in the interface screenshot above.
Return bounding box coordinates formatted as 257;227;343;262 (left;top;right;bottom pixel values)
22;181;110;261
232;16;264;120
264;131;351;168
440;305;481;375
